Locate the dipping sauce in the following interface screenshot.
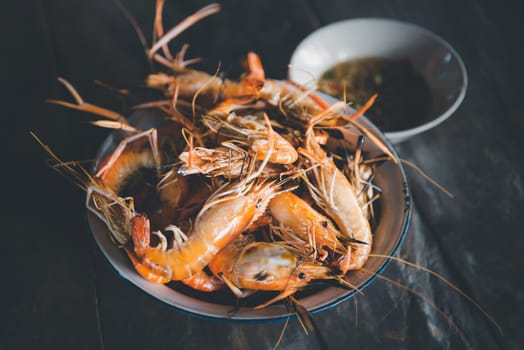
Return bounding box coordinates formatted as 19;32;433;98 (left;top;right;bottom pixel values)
318;57;432;131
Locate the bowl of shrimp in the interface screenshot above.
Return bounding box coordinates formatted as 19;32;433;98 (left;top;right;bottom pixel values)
43;4;411;322
82;70;411;321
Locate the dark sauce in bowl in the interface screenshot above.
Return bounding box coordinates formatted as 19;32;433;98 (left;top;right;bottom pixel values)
318;57;432;132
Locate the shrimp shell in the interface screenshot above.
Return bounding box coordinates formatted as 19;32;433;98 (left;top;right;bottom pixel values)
301;131;373;271
209;235;332;308
133;180;280;280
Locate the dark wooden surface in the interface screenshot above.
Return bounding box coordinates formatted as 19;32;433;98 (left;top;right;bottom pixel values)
5;0;523;349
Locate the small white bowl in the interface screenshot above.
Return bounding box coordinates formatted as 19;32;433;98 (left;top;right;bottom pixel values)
289;18;467;143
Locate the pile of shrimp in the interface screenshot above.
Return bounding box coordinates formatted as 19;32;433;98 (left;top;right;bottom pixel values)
39;2;399;310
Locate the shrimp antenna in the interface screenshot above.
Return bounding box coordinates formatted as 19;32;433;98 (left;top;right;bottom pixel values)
286;64;317;90
113;0;154;71
148;3;221;58
363;155;453;198
333;275;365;296
32;133;133;245
368;253;502;336
347;93;377;121
288;296;329;350
271;316;290;350
192;62;222;125
152;0;173;61
400;158;454;198
360;267;473;349
31;132;95;190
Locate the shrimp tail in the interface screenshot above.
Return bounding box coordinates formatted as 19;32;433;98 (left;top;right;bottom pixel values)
131;214;151;249
125;247;170;284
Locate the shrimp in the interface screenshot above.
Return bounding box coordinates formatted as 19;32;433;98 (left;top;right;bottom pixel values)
127;246;223;291
145;66;264;108
143;3;224;103
125;247;170;284
203;100;298;165
177;143;287;180
268;192;352;269
93;121;198;231
178;143;248;178
179;107;292;181
299;119;373;272
145;70;222;107
247;53;397;160
34;133;224;291
144;5;265;108
96;128;161;190
258;80;336;127
208;235;333;309
132;179;281;280
232;52;334;128
145;8;264;107
129;214;224;291
32;133;137;246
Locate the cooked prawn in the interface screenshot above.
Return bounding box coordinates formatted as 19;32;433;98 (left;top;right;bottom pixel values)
178;143;248;178
299;118;373;272
129;214;224;291
127;247;223;291
268;192;350;267
132;179;281;280
208;235;333;309
204;101;298;164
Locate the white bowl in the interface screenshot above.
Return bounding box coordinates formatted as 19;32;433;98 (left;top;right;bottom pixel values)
289;18;467;143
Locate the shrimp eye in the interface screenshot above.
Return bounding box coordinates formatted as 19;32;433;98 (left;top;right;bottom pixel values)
254;271;268;281
298;272;307;279
321;220;329;228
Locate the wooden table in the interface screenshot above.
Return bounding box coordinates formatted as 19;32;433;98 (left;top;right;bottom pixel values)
5;0;523;349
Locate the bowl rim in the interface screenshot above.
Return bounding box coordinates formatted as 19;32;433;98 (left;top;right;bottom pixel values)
289;17;468;141
87;102;412;323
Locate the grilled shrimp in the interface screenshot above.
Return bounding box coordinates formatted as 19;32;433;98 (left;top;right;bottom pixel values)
247;53;396;160
299;122;373;272
178;143;249;178
179;108;290;180
146;10;264;107
268;192;352;269
94;122;196;230
132;179;280;280
129;214;224;291
208;235;332;309
203;100;298;165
